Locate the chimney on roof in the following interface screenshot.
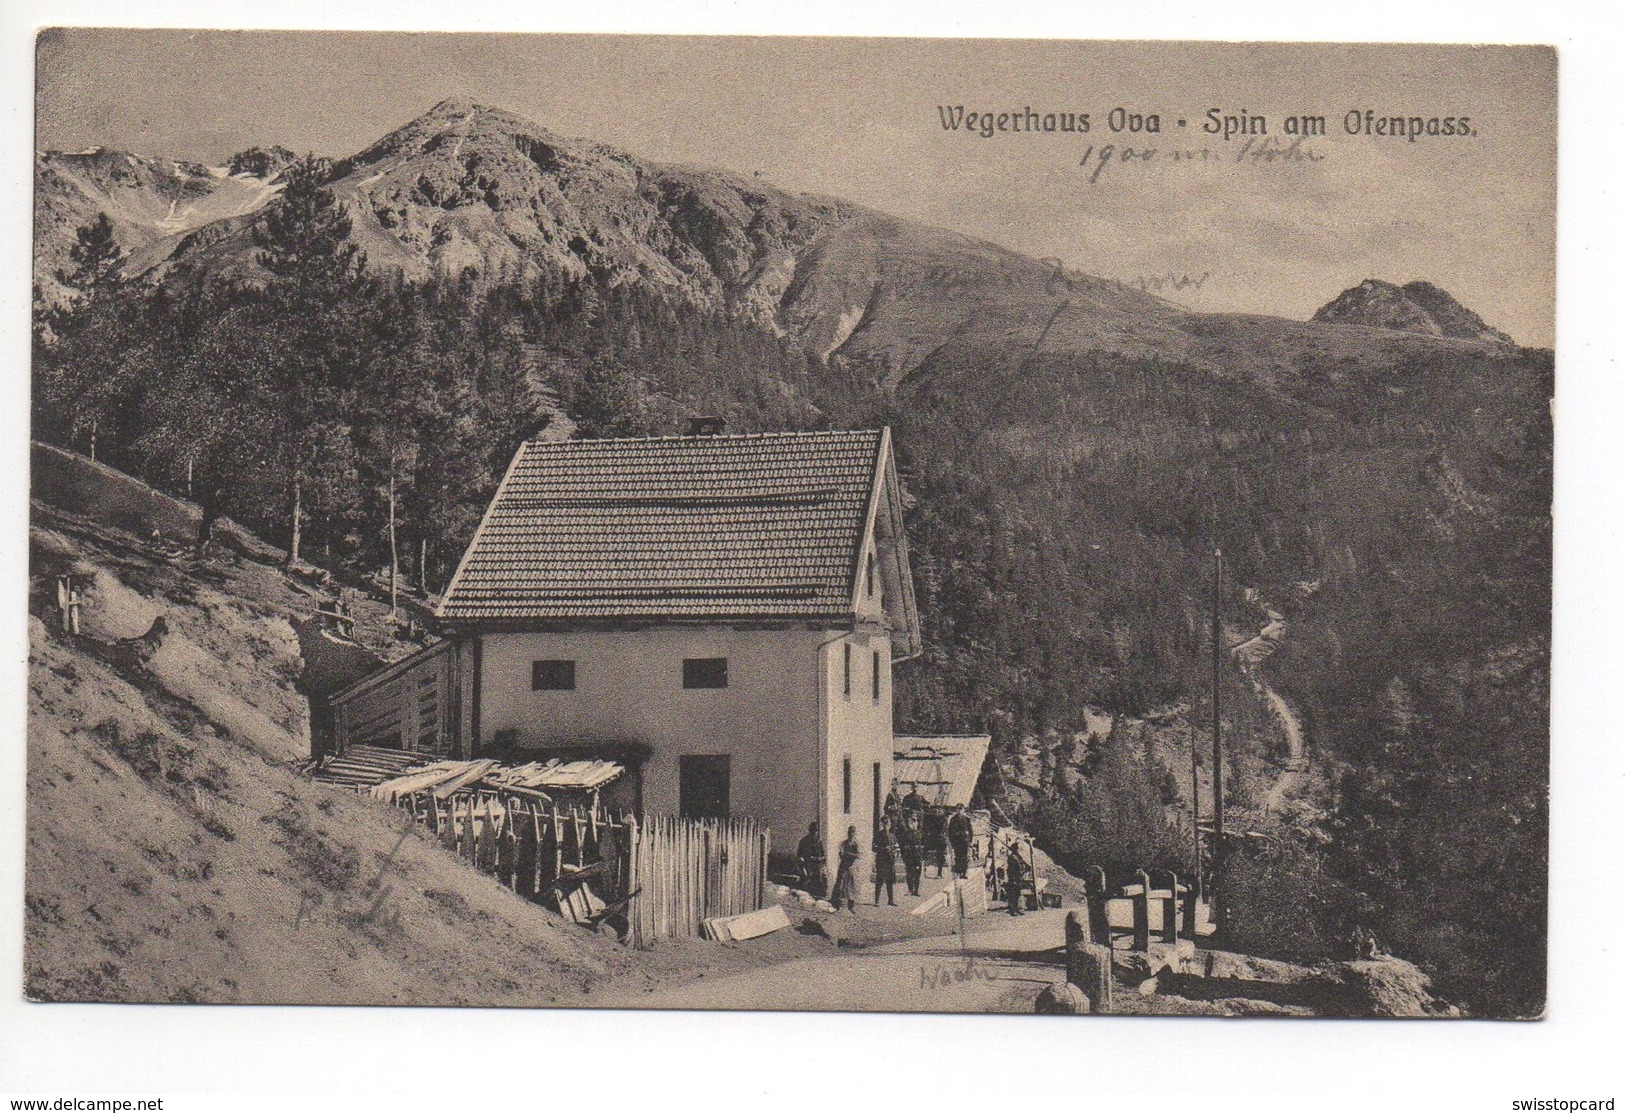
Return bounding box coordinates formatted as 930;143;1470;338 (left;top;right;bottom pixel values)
687;416;727;436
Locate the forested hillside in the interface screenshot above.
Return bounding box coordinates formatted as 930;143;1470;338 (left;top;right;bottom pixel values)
32;102;1551;1017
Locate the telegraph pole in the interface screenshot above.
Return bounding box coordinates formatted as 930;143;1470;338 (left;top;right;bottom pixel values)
1190;721;1202;900
1210;547;1225;920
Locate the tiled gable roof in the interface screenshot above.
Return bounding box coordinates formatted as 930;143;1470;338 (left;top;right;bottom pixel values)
438;429;893;624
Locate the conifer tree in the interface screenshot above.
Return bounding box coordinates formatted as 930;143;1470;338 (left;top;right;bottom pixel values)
250;155;370;565
59;213;126;294
36;215;141;458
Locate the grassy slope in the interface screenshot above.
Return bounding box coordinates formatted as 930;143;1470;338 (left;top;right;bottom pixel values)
25;502;621;1005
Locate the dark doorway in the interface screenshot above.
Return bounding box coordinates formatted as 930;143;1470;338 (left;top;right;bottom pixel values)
679;755;731;820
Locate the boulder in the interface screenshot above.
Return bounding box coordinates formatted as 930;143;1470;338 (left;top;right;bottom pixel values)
1035;982;1091;1015
1335;957;1462;1018
79;568;162;641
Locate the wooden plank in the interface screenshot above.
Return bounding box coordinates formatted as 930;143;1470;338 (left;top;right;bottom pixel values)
498;801;514;889
551;808;564;881
531;806;544;898
439;798;458;852
705;904;790;942
478;797;497;871
370;762;468;801
429;759;499;800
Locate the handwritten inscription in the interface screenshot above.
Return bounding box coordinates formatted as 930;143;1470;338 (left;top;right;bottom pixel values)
1040;258;1212;300
919;958;997;990
1079;136;1324;183
1122;272;1212;294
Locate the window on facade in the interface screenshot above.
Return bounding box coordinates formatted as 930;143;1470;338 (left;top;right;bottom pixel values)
531;660;576;691
873;650;882;701
682;657;728;689
842;756;852;813
866;553;876;598
842;643;852;698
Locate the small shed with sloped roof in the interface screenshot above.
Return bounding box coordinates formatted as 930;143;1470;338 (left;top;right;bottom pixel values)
893;735;993;809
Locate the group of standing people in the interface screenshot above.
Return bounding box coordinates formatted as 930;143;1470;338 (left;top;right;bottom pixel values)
870;784;925;905
794;786;985;913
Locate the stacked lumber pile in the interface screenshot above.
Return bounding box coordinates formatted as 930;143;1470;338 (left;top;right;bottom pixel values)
310;745;426;789
484;758;624;793
310;751;624;804
368;759;499;802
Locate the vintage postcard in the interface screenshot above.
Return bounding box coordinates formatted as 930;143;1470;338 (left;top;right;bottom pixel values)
26;32;1553;1019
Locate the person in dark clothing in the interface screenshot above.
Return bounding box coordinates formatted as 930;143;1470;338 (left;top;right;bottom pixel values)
831;826;861;913
898;814;924;896
928;812;949;879
947;805;974;879
902;785;926;818
1004;840;1028;916
872;826;898;906
796;822;827;899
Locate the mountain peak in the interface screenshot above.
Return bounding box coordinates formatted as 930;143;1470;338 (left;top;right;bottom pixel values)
423;97;485;119
1312;278;1512;345
336;97;569;180
406;98;536;136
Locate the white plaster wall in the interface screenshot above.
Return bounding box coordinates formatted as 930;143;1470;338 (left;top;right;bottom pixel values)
854;532;885;624
479;627;826;843
819;629;894;879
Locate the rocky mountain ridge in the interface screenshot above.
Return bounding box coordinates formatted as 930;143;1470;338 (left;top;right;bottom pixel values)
1312;278;1513;344
33;146;287;310
35;99;1532;378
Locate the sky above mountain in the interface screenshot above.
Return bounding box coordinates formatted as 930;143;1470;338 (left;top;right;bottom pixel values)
35;31;1554;346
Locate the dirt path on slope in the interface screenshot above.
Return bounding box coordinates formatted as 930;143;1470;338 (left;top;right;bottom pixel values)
597;908;1071;1013
1258;689;1306;816
1231;597;1308;819
593;905;1336;1016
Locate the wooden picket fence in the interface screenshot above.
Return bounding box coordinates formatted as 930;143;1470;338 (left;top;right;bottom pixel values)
389;788;769;947
399;788;631;912
625;814;771;949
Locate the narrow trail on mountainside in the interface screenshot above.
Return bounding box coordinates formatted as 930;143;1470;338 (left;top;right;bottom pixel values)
1230;597;1308;818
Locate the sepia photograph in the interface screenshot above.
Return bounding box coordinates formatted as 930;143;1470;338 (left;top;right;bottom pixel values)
21;27;1559;1034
